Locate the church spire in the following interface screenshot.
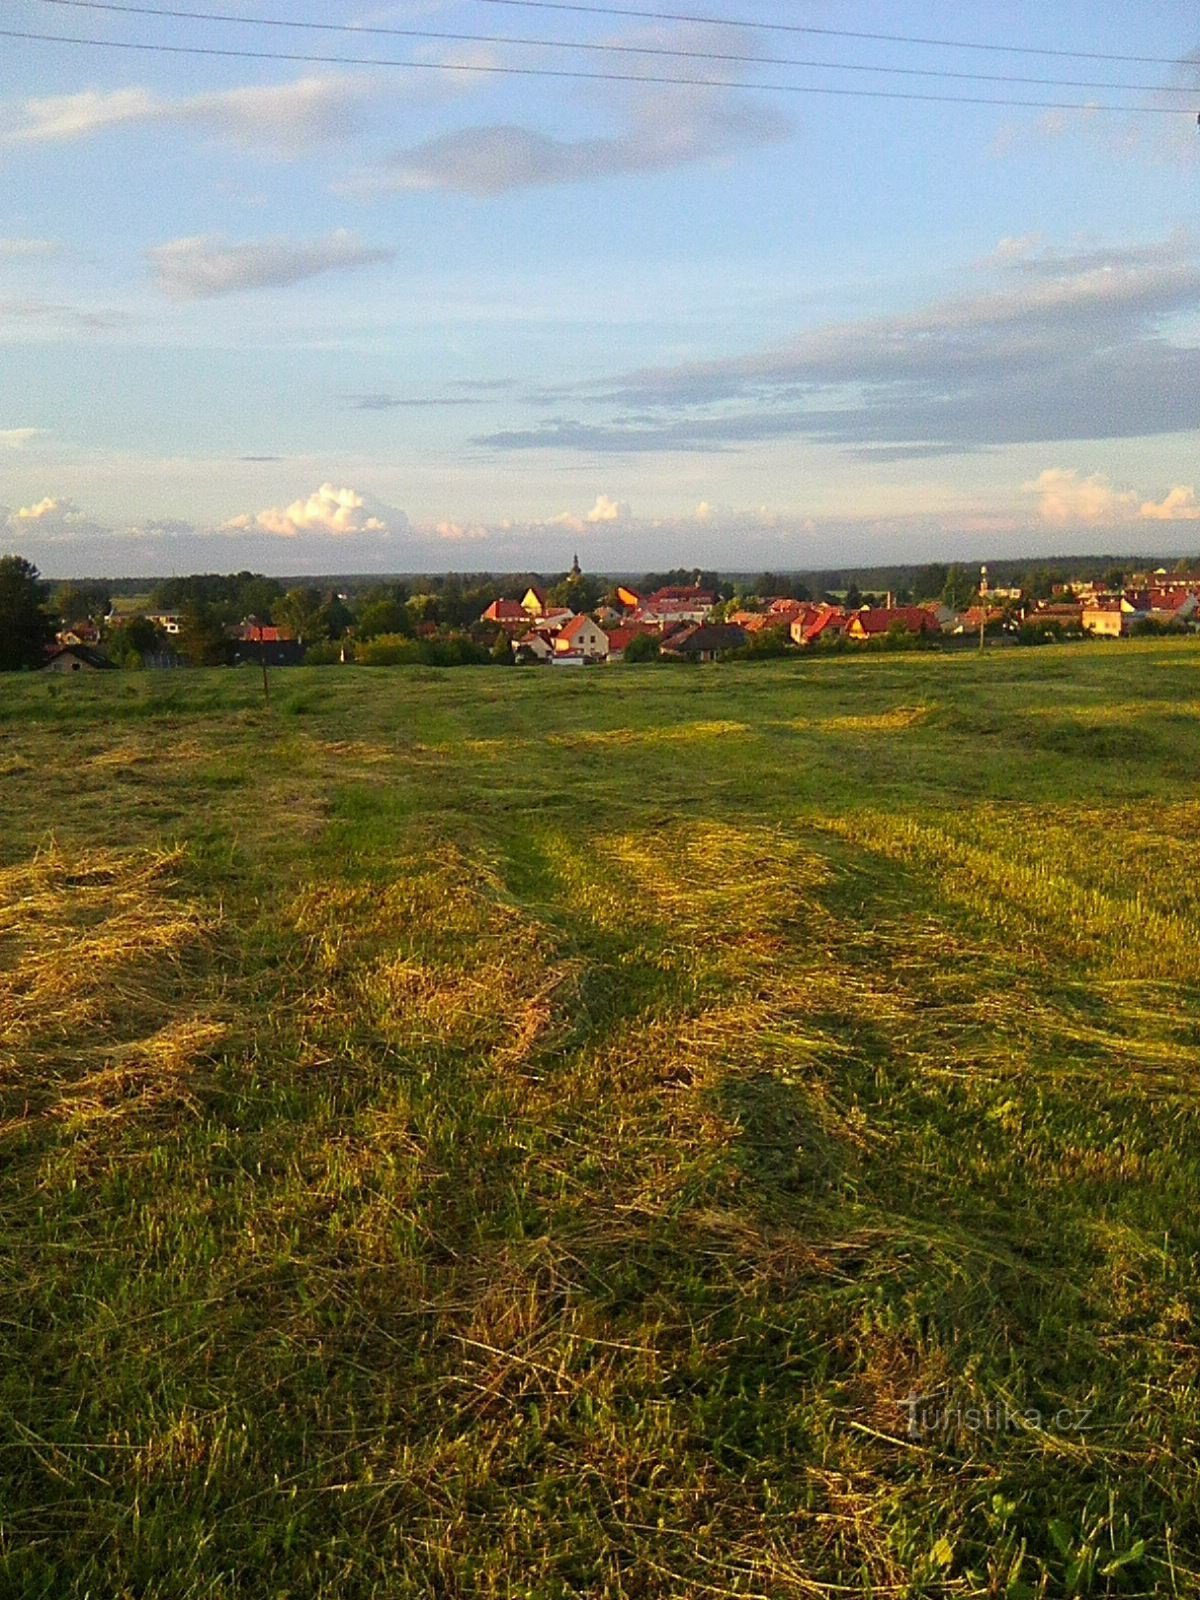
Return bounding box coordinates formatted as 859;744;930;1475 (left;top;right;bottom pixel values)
570;552;581;578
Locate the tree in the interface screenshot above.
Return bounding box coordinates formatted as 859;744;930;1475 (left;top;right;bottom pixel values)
275;587;328;644
178;603;231;667
236;575;284;622
0;555;53;670
940;565;976;611
357;597;412;640
490;630;515;665
623;632;661;663
52;579;111;622
104;613;162;668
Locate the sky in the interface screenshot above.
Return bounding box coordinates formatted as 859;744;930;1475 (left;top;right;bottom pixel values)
1;0;1199;576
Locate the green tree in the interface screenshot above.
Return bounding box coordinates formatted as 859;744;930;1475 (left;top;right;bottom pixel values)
0;555;53;670
940;565;976;610
357;597;411;640
490;630;515;665
623;632;661;663
275;587;328;644
104;614;163;668
236;576;284;622
52;580;111;622
178;603;231;667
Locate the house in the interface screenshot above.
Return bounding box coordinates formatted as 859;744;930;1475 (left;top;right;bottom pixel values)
844;607;938;641
42;644;114;674
638;586;716;625
614;585;642;611
480;598;532;632
790;604;846;646
234;639;307;667
514;630;554;664
660;622;747;661
538;607;576;633
1081;603;1127;637
1122;589;1199;624
555;614;609;660
604;622;660;661
521;585;551;617
954;606;1007;635
56;621;102;647
146;612;182;635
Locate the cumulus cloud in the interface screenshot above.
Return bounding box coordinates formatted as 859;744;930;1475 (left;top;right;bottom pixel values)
0;428;43;449
224;482;402;538
16;495;78;521
544;494;630;532
1140;484;1200;520
1024;470;1139;526
432;519;489;540
1024;470;1200;526
585;493;627;523
149;230;393;298
1;76;371;156
3;495;107;541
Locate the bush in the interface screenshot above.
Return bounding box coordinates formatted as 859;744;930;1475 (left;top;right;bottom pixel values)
304;640;346;665
356;634;423;666
622;633;661;663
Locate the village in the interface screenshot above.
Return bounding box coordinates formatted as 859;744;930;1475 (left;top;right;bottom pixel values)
474;561;1200;668
21;554;1200;674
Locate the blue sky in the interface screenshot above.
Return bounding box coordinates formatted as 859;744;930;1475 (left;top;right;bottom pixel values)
2;0;1198;575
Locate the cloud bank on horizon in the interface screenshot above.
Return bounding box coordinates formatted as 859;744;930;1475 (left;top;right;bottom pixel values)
1;0;1198;574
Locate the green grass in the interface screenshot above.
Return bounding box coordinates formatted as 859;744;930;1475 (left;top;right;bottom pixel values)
2;642;1200;1596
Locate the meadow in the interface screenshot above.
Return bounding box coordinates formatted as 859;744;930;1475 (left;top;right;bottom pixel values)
2;641;1199;1597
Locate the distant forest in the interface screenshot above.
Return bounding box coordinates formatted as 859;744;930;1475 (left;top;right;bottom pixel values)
86;552;1199;605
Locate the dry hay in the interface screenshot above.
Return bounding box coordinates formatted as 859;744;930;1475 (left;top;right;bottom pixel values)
0;843;225;1130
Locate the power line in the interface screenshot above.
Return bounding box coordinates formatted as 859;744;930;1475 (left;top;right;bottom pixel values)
3;27;1192;114
448;0;1200;70
27;0;1200;95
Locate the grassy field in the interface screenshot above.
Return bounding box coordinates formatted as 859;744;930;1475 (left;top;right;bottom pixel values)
2;642;1200;1597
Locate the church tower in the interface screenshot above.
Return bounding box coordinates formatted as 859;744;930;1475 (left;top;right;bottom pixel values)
570;552;582;578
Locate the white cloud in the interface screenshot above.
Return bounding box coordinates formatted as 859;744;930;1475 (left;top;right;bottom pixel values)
584;493;627;523
1;76;371;156
543;494;630;532
3;495;107;542
225;482;401;538
149;230;394;298
1024;469;1139;526
0;428;43;449
1140;485;1200;521
432;519;489;540
0;238;58;261
16;495;77;521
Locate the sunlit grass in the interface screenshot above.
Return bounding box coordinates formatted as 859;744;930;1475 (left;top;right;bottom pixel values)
2;643;1199;1596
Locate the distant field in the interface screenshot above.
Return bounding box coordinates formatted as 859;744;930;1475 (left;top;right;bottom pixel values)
2;643;1199;1597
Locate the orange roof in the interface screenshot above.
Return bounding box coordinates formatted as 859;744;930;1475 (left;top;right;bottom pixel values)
559;613;606;643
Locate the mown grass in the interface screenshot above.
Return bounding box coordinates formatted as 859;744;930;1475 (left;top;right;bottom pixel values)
2;640;1200;1596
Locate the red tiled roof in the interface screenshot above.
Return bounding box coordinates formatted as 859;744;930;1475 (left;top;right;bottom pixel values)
848;606;937;636
482;599;528;622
